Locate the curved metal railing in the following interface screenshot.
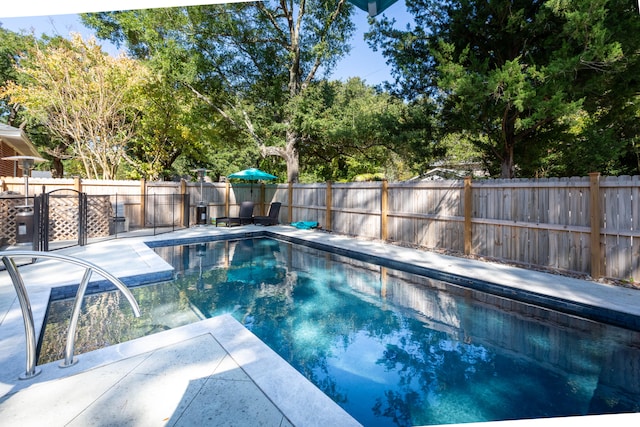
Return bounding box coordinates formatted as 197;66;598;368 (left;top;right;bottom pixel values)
0;251;141;380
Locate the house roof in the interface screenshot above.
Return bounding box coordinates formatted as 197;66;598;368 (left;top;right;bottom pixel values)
0;123;41;158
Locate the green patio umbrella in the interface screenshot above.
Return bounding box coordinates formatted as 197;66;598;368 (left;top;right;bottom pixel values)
227;167;277;195
228;168;277;181
348;0;399;16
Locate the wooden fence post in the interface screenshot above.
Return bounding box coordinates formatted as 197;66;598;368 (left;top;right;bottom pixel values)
288;182;293;223
180;178;187;196
73;176;82;192
225;180;230;217
381;180;388;241
326;181;332;231
140;178;146;228
464;177;473;255
180;179;188;227
260;183;266;216
589;172;602;280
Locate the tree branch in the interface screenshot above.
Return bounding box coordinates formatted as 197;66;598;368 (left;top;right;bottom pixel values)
184;82;266;147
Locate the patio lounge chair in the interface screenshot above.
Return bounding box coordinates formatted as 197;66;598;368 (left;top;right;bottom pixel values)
216;201;255;227
254;202;281;226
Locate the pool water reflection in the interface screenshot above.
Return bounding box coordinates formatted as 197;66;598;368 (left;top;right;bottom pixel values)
43;238;640;426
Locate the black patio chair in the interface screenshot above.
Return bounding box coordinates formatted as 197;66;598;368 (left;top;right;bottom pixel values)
254;202;281;226
216;201;255;227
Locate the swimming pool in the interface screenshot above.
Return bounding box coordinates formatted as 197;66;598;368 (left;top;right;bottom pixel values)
41;237;640;426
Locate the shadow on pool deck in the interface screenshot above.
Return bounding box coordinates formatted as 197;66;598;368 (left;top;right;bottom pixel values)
1;225;640;426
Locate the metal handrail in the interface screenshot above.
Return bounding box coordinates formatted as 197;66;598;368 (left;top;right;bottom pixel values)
0;251;141;379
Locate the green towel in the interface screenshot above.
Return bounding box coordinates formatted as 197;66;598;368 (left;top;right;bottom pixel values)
290;221;319;230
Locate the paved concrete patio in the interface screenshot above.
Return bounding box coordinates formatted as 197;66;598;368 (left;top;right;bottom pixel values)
1;225;640;426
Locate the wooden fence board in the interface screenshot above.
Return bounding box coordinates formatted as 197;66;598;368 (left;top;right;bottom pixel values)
632;176;640;231
633;237;640;283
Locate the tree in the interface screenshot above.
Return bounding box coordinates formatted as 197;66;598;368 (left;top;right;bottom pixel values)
0;26;32;124
369;0;640;178
549;0;640;177
83;1;356;183
1;28;74;177
125;75;209;180
291;77;436;181
2;33;148;179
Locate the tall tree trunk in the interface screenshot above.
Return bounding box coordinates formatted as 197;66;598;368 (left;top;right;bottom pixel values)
501;107;516;178
501;144;515;178
51;155;64;178
284;128;299;183
260;128;300;183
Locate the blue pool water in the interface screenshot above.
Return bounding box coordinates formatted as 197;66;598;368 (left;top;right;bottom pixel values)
43;237;640;426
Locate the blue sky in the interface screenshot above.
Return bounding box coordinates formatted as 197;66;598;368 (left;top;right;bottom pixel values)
0;3;412;86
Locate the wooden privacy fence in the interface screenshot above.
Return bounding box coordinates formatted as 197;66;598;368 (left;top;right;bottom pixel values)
2;173;639;282
276;174;640;283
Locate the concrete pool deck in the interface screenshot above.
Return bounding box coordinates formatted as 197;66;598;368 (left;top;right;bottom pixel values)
1;225;640;426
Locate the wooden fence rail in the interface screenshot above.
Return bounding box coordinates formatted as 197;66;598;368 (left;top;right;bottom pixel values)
2;173;639;282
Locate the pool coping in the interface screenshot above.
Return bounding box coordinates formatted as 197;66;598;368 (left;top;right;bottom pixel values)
2;224;640;425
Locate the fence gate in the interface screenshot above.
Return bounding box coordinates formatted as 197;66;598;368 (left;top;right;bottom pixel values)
39;189;88;251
